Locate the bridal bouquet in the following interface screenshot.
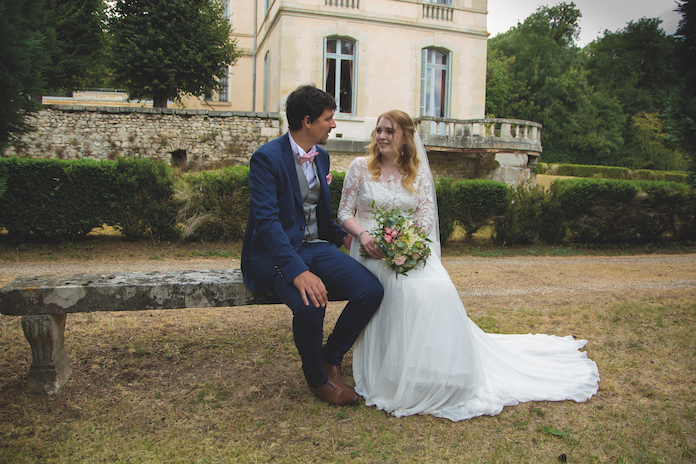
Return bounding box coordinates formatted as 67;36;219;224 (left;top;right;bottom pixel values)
361;201;432;276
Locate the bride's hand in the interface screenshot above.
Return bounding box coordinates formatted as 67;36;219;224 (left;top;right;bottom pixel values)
361;233;383;259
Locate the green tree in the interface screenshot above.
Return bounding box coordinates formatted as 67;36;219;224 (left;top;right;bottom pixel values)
627;112;685;171
485;48;524;119
109;0;238;108
487;2;625;165
0;0;108;151
665;0;696;183
40;0;109;94
0;0;48;151
586;18;676;116
586;18;677;167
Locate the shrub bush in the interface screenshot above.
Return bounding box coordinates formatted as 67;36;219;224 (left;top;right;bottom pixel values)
110;157;180;241
435;177;457;244
0;158;115;241
493;182;546;246
450;179;511;239
631;181;696;242
552;178;640;243
328;170;345;222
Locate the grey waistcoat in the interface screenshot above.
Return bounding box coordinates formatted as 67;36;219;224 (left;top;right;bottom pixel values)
295;159;323;242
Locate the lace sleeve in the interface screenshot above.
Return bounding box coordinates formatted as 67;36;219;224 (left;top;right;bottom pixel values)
337;158;362;226
415;166;435;235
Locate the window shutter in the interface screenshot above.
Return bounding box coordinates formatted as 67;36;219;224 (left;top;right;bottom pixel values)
420;49;427;116
322;37;328;94
444;51;452;118
352;40;358;114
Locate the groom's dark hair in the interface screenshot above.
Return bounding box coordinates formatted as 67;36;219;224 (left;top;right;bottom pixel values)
286;84;337;131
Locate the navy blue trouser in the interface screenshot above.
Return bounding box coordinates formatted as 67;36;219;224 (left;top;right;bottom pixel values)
271;242;383;387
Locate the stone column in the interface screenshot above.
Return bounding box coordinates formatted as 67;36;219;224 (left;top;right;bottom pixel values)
21;314;72;395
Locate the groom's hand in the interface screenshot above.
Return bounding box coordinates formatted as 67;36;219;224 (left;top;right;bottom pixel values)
293;271;329;308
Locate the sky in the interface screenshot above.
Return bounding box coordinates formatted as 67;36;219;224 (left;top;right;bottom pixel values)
487;0;683;47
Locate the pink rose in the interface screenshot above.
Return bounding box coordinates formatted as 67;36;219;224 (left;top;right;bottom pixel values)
325;173;332;185
384;234;393;243
393;256;407;266
385;227;393;235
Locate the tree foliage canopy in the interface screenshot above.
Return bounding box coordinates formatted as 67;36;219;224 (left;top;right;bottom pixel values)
665;0;696;182
40;0;109;94
0;0;107;150
487;2;684;170
0;0;48;149
109;0;239;108
487;3;625;165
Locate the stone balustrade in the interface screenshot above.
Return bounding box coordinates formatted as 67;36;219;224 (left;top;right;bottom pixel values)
415;117;543;153
414;117;543;185
422;3;454;21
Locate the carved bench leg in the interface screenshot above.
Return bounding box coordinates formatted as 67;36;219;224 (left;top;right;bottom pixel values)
21;314;72;395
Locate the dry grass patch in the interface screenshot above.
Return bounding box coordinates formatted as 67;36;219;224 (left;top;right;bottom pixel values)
1;292;695;463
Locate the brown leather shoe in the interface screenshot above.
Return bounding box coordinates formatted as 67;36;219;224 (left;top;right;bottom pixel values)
324;362;351;389
308;380;360;405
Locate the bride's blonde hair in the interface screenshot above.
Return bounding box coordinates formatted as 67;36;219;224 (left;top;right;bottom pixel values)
366;110;421;193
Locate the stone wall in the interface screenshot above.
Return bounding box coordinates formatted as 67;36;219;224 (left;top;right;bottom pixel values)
5;106;538;184
5;106;282;169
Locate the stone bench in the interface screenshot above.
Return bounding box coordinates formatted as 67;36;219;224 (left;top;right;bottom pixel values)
0;269;289;395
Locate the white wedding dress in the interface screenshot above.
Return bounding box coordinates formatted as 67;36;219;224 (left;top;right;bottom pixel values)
338;157;600;421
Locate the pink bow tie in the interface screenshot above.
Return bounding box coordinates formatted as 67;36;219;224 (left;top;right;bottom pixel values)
298;150;318;164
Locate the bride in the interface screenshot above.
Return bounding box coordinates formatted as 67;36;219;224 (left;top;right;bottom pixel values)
337;110;599;421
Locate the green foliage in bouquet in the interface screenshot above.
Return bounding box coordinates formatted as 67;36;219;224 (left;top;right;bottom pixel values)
362;201;432;277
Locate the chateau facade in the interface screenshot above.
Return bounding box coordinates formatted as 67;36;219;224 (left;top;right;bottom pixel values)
212;0;489;139
46;0;489;142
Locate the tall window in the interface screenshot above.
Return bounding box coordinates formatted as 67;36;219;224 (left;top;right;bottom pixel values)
219;69;229;102
264;52;270;112
420;48;451;118
205;66;229;102
324;37;356;114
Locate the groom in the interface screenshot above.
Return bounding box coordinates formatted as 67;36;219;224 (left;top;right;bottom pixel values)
241;84;383;405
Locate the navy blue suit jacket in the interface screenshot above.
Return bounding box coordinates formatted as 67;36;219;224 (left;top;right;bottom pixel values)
241;133;347;295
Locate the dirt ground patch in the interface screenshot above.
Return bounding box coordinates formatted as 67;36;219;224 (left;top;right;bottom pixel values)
1;237;695;463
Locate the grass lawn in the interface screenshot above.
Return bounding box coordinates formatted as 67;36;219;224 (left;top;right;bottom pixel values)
1;211;695;463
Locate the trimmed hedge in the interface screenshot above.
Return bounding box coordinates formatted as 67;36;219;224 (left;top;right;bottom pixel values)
0;157;179;242
555;164;630;180
493;182;546;246
552;179;640;243
494;178;696;245
2;157;694;246
437;178;511;243
111;157;179;241
0;158;115;241
539;162;690;184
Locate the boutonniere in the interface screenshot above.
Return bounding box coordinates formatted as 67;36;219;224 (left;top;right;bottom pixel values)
325;173;333;185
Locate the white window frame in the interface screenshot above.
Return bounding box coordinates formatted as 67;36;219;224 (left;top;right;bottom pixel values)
420;48;451;118
264;51;270;112
323;37;357;115
205;66;229;103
